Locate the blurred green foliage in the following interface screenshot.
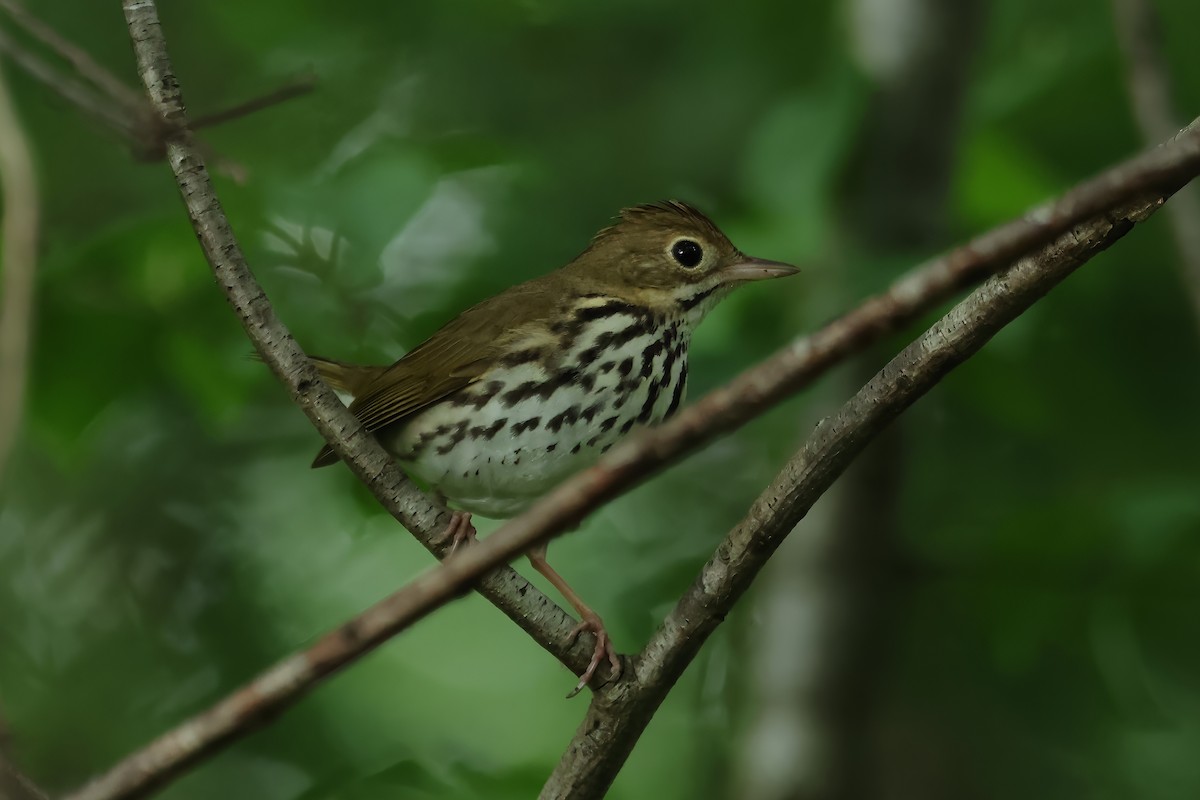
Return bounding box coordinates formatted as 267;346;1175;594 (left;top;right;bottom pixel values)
1;1;1198;798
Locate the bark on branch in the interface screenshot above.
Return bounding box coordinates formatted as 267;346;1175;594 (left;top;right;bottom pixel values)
56;2;1200;799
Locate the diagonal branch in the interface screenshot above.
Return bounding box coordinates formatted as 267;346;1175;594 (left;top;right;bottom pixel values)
188;72;316;132
539;191;1180;799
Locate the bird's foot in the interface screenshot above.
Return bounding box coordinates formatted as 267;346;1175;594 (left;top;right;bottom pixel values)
440;511;477;557
564;611;622;699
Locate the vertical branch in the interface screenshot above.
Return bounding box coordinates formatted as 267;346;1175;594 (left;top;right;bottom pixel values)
1112;0;1200;332
826;0;981;796
0;59;40;482
736;1;982;797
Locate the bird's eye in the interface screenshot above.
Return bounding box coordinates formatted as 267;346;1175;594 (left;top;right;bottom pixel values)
671;239;704;268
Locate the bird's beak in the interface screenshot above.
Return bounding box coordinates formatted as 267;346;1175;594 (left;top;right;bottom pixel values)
716;255;799;284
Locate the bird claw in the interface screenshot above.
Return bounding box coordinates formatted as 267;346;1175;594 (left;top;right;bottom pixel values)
564;614;623;699
440;511;477;557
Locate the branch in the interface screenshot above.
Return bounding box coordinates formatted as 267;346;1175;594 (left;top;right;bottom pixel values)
188;72;316;132
0;0;142;110
540;192;1177;799
0;60;39;484
1111;0;1200;332
0;0;310;171
0;22;138;140
68;15;1200;786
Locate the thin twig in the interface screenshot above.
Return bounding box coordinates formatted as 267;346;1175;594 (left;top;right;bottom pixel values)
0;0;143;111
1111;0;1200;333
0;762;50;800
539;192;1178;799
0;59;39;484
0;25;138;139
0;0;309;173
68;7;1200;788
190;72;316;131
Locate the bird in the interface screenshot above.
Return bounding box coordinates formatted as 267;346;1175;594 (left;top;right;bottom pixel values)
308;200;797;695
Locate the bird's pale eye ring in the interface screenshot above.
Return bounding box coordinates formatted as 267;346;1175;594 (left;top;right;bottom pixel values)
670;238;704;268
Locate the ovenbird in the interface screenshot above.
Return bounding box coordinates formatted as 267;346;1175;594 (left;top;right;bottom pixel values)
310;201;796;693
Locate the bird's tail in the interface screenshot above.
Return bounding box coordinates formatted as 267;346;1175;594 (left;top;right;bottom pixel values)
252;352;387;468
306;357;387;469
249;352;382;397
308;356;384;398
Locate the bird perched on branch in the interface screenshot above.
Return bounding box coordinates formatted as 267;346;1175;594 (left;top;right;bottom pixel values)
309;201;796;695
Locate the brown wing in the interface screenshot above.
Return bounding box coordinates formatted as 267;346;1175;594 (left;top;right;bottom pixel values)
311;276;564;468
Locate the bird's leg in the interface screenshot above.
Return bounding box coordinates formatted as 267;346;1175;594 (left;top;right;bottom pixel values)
528;542;622;698
439;510;477;556
433;492;477;556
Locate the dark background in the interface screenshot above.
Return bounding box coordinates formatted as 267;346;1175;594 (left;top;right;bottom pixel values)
1;1;1199;798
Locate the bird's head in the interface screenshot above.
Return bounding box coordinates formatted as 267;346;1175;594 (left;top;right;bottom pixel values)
567;201;797;321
